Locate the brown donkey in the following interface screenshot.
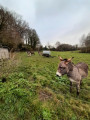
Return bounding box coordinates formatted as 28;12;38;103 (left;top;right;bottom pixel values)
56;57;88;95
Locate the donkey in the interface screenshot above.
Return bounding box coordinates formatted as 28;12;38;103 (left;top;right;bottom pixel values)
27;51;31;57
27;51;35;57
56;57;88;95
38;51;42;56
30;51;35;55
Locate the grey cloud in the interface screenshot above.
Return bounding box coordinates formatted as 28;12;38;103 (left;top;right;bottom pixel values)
35;0;90;18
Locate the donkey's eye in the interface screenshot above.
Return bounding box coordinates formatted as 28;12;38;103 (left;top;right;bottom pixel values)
63;67;65;69
60;66;65;69
60;66;63;68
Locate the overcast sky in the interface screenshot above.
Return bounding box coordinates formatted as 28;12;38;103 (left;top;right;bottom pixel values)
0;0;90;46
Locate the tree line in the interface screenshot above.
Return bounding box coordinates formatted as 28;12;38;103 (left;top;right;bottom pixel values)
42;36;90;53
42;41;78;51
0;5;41;51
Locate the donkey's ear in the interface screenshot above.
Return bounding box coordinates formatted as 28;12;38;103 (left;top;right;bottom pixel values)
59;56;63;61
68;57;74;62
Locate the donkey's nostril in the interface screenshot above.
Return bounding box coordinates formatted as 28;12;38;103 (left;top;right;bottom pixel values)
56;74;59;77
56;71;62;77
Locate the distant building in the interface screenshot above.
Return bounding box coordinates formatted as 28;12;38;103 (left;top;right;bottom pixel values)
0;48;9;59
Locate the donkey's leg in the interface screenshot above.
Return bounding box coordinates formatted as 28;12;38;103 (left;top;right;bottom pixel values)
80;80;82;86
80;80;83;89
70;81;73;93
76;83;80;96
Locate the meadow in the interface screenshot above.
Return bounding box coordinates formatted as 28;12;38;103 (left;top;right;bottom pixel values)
0;51;90;120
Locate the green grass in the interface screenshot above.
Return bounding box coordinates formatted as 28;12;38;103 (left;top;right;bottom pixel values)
0;51;90;120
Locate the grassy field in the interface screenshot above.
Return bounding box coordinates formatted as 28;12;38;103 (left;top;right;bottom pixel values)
0;51;90;120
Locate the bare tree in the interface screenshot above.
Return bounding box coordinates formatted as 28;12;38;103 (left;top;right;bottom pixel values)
80;34;86;47
0;5;41;51
27;29;40;50
80;33;90;53
0;6;29;50
55;41;60;48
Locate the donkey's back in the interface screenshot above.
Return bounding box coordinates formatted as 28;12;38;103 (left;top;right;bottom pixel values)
76;62;88;78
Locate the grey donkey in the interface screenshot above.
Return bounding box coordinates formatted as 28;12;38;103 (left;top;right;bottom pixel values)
56;57;88;95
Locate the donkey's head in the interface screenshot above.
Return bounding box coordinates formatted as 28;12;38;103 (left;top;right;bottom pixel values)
56;57;74;77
